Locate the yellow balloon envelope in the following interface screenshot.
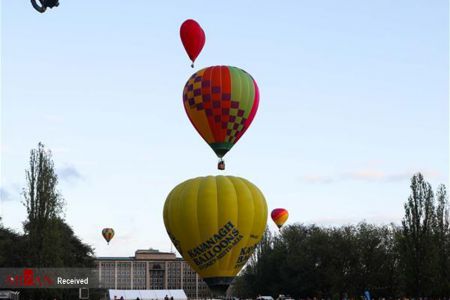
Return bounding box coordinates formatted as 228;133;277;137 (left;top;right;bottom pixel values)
163;176;268;295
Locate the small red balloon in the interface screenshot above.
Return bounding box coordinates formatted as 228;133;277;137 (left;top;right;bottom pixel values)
180;19;205;67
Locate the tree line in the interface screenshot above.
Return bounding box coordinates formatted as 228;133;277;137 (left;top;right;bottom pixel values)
233;173;449;299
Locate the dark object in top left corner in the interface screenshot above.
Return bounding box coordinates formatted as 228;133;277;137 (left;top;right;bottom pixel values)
31;0;59;13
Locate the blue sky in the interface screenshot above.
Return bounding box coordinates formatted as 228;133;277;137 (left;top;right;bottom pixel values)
1;1;448;257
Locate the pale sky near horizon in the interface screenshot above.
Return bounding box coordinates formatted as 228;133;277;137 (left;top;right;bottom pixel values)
1;1;448;257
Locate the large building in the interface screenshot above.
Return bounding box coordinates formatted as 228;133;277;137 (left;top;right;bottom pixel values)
95;249;211;299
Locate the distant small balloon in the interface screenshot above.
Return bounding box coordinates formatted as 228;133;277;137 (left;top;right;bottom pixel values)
102;228;115;245
180;19;206;68
271;208;289;229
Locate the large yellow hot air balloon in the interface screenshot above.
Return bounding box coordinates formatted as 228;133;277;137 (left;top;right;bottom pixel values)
163;176;267;295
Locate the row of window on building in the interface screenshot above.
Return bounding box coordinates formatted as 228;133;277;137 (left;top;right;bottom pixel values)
97;260;210;298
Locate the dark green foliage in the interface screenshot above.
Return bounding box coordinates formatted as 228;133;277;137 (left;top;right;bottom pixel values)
0;218;26;267
398;173;437;296
239;223;400;298
432;184;450;296
235;173;449;298
22;142;65;267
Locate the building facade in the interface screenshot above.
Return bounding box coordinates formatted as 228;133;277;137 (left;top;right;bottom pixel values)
96;249;211;299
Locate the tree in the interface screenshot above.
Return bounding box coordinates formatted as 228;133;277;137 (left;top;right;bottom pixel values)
353;223;399;297
236;227;278;298
18;143;95;300
399;173;437;296
22;142;65;267
21;142;94;267
0;217;25;267
51;217;94;267
433;184;450;295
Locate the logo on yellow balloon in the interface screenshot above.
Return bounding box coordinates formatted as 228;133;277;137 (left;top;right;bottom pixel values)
188;221;243;270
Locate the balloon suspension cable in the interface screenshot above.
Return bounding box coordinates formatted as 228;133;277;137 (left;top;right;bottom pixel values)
218;159;225;171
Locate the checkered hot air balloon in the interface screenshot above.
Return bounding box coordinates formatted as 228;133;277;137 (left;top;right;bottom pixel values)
183;66;259;170
102;228;114;245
